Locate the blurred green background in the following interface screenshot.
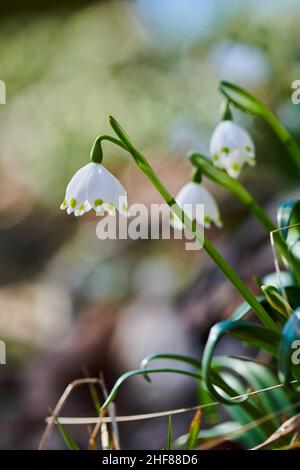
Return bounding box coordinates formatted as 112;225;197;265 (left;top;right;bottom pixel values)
1;0;300;450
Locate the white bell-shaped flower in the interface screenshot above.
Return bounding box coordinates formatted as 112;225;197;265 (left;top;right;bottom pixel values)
209;120;255;178
60;162;128;217
171;181;222;229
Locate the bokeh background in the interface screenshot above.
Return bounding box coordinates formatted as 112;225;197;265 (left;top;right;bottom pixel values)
1;0;300;450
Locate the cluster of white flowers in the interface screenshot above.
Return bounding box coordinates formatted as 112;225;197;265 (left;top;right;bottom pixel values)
61;117;254;231
172;117;255;227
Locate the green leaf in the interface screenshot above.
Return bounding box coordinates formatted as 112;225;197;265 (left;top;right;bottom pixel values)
261;271;296;290
54;418;80;450
278;307;300;384
220;372;270;446
197;377;218;422
209;369;275;438
167;416;173;450
277;199;300;242
277;200;300;272
100;368;202;411
285;286;300;310
219;81;267;116
140;353;202;383
186;409;202;450
218;357;292;428
202;319;280;405
262;285;292;319
88;383;102;412
173;421;240;449
230;297;263;321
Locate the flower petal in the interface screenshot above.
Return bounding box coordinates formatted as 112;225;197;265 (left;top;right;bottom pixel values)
210;120;255;178
87;164;127;215
65;163;98;209
174;182;221;229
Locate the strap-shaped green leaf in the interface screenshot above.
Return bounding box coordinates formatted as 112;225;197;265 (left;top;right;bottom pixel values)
277;199;300;242
140;353;202;383
277;199;300;265
262;285;292;319
54;418;80;450
202;319;280;405
167;416;173;450
217;357;292;429
261;271;296;290
100;368;202;411
219;81;266;116
285;286;300;309
121;354;275;439
278;307;300;384
230;297;264;321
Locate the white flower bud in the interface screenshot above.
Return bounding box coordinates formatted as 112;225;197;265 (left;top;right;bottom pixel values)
209;120;255;178
171;182;222;229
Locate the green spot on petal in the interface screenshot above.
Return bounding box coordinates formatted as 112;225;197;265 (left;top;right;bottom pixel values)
70;198;77;208
216;216;223;228
245;145;252;152
94;199;103;207
204;215;211;225
60;198;67;209
121;202;128;212
231;163;240;172
213;153;219;161
221;146;229;154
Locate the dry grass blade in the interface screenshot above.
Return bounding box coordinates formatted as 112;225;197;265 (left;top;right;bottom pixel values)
88;373;120;450
100;422;110;450
38;378;102;450
196;402;300;450
45;379;298;425
251;413;300;450
99;373;120;450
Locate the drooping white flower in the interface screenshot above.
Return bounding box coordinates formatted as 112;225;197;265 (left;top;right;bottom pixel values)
60;162;128;217
209;120;255;178
171;181;222;229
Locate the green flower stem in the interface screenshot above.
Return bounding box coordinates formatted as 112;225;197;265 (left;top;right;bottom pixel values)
202;236;278;331
108;116;278;332
219;80;300;174
189;152;300;285
90;135;127;163
189;153;273;229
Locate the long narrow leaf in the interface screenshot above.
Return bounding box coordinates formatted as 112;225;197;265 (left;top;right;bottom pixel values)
167;416;173;450
278;307;300;384
54;418;80;450
100;368;202;411
140;354;202;383
202;320;280;405
277;200;300;242
186;410;202;450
